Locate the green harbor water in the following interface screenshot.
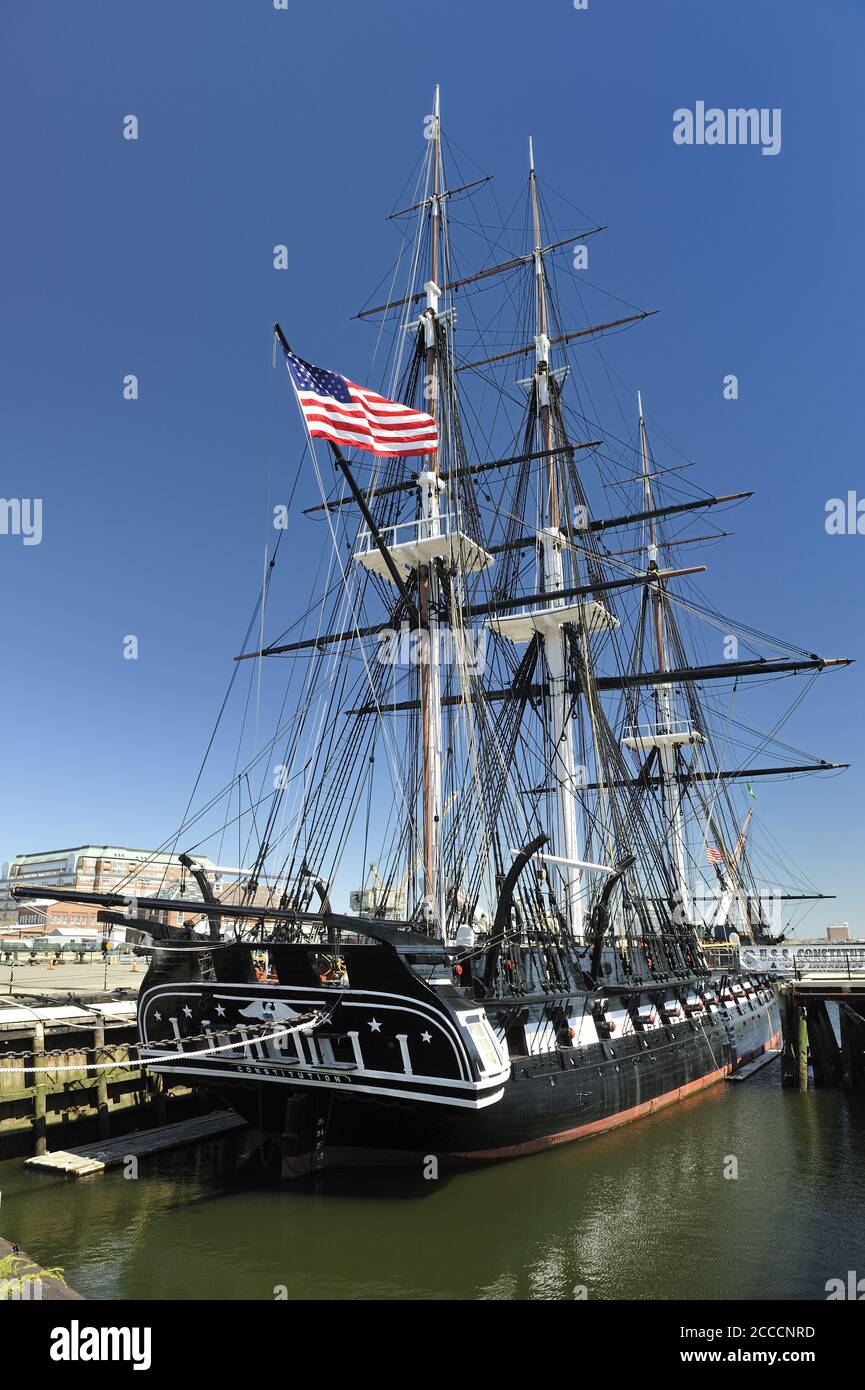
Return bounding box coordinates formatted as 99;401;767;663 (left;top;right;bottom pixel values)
2;1059;864;1301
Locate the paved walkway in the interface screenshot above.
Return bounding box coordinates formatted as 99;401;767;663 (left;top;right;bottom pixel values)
0;958;143;997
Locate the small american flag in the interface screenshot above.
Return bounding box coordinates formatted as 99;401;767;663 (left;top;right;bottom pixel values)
283;349;438;458
707;845;723;865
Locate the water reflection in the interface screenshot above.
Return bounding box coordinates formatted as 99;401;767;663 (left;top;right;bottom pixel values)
2;1059;864;1300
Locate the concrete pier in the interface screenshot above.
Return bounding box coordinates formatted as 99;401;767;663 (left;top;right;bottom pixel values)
0;1236;84;1301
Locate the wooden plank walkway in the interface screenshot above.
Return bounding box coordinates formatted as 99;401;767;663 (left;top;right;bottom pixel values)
25;1109;247;1177
726;1048;780;1083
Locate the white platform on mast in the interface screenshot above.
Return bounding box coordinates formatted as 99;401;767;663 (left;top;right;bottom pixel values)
622;722;704;751
486;600;618;644
353;519;493;584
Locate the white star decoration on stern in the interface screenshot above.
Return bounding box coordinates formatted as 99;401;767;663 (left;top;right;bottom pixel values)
182;1006;193;1018
368;1017;382;1032
420;1031;432;1043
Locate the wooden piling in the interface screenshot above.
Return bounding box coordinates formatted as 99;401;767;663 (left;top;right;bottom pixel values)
805;998;842;1087
779;986;800;1088
839;1003;865;1089
780;974;865;1091
798;1007;809;1092
92;1018;110;1138
31;1022;47;1156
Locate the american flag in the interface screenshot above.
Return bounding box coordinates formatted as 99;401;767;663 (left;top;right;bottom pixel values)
283;349;438;458
707;845;723;865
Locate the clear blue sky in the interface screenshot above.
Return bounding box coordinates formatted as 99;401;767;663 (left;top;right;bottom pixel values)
0;0;861;930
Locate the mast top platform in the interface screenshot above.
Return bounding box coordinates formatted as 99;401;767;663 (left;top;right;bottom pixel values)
487;599;618;644
623;725;705;751
353;518;494;584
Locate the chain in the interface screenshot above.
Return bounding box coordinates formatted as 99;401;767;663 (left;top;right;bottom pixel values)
0;1010;326;1077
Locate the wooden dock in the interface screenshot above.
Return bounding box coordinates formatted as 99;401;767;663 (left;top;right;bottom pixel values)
727;1048;780;1083
780;976;865;1090
0;991;196;1158
25;1109;247;1177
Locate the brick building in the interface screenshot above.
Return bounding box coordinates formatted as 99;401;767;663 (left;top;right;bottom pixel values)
0;845;220;934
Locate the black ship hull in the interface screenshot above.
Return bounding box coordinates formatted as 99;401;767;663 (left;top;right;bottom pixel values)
137;937;779;1177
236;993;778;1174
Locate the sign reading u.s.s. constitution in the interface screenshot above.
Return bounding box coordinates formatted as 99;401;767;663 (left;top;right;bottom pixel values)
739;943;865;976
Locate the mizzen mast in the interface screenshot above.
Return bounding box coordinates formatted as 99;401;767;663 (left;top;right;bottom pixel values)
622;393;701;924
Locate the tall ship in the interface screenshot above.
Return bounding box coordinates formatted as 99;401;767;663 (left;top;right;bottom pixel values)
16;92;850;1176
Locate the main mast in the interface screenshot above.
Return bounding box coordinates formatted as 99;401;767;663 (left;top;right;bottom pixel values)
485;143;624;938
418;85;445;933
529;139;584;936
